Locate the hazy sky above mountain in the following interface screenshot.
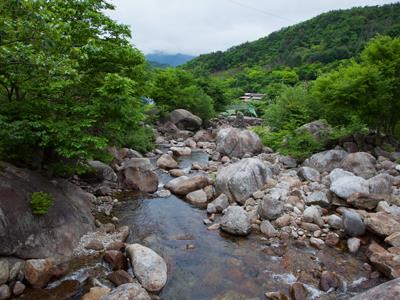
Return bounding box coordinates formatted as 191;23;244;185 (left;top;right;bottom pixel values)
107;0;396;55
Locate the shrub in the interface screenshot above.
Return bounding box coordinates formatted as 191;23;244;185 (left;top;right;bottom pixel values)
30;192;54;215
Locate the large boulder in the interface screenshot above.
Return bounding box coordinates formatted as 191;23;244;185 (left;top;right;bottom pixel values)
215;158;271;204
342;210;366;237
186;189;208;208
86;160;118;184
156;154;178;170
170;109;202;131
350;278;400;300
193;130;214;142
125;244;167;292
24;259;54;288
368;174;393;195
220;206;251;236
297;167;321;182
165;175;211;196
216;127;262;158
120;158;158;193
0;163;95;260
340;152;377;179
303;150;348;173
296;120;331;140
99;282;150;300
330;174;369;199
364;212;400;237
207;194;229;214
258;188;287;220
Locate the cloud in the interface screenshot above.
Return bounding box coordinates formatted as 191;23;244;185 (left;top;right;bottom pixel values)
107;0;395;55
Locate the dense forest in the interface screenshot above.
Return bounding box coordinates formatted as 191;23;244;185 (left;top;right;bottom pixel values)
0;0;399;171
185;3;400;77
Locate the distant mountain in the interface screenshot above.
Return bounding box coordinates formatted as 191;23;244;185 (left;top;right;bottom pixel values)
184;3;400;74
146;52;196;67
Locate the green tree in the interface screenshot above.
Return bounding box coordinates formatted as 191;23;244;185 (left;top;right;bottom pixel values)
149;68;215;120
0;0;152;168
313;36;400;134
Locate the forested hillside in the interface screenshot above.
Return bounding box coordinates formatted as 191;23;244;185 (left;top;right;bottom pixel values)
185;3;400;75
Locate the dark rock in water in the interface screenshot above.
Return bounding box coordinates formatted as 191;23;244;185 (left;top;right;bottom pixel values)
289;282;308;300
265;291;288;300
320;270;341;291
104;250;128;271
170;109;202;131
0;163;95;260
350;278;400;300
107;270;133;286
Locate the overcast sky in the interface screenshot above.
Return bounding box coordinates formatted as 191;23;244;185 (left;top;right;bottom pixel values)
107;0;396;55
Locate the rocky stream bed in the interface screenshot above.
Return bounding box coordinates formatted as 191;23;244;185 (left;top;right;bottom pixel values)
1;110;400;299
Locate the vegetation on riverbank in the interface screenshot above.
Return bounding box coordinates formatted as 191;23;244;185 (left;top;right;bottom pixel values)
1;1;399;169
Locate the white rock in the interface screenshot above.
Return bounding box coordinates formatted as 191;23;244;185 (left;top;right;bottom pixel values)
125;244;167;292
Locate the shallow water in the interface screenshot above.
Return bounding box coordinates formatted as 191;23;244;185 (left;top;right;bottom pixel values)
112;151;380;299
21;150;384;299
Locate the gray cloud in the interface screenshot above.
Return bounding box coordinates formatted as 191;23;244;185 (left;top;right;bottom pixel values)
107;0;396;55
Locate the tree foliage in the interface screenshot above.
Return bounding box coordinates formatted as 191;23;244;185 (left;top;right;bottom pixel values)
0;0;152;167
313;35;400;134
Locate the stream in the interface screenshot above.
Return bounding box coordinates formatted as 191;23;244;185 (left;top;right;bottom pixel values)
19;150;385;300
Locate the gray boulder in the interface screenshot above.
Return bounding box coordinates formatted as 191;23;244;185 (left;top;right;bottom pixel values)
350;278;400;300
258;188;286;220
215;158;271;204
207;194;229;214
220;206;251;236
340;152;377;179
0;163;95;260
87;160;118;184
368;174;393;195
296;120;331;140
170;109;202;131
342;210;366;237
330;175;369;199
306;191;330;207
216;127;262;158
297;167;321;182
329;168;355;183
303;150;348;173
125;244;167;292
